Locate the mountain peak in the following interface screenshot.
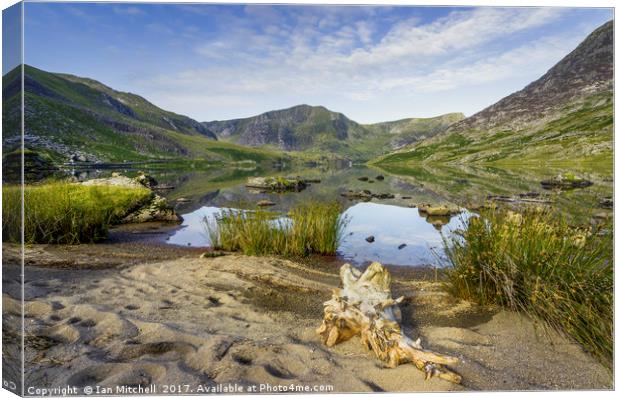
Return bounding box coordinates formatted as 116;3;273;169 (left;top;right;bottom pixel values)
451;20;613;133
203;104;356;150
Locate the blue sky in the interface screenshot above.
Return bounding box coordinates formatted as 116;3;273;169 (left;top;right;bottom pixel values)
2;3;21;75
17;3;613;123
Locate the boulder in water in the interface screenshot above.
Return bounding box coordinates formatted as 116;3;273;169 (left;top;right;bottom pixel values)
341;190;373;201
541;173;593;189
246;176;307;191
122;194;181;223
373;192;395;199
135;171;158;188
418;204;460;216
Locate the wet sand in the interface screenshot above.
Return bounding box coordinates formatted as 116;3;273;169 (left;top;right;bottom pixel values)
2;234;613;393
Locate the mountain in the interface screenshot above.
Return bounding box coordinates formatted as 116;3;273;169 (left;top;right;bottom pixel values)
204;105;462;160
2;65;276;164
375;20;613;166
2;66;463;165
204;105;367;151
363;113;465;149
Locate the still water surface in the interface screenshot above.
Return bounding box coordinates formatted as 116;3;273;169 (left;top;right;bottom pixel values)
166;202;470;267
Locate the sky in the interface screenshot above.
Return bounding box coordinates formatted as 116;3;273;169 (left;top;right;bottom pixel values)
13;2;614;123
2;3;21;75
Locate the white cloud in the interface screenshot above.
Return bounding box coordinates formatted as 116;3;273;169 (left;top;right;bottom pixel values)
130;7;595;122
355;21;374;45
368;34;576;93
342;7;564;67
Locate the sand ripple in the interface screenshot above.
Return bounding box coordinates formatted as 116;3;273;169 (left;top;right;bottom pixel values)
2;249;612;392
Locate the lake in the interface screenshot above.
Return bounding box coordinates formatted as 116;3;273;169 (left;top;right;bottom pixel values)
59;161;612;268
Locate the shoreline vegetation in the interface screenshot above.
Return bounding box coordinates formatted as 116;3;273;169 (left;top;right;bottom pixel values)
205;201;347;257
444;207;613;368
3;182;151;244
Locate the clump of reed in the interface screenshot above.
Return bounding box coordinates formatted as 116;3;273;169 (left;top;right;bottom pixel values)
444;207;613;367
205;201;347;257
2;182;151;244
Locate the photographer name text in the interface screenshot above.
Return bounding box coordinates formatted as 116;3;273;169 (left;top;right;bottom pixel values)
27;383;334;395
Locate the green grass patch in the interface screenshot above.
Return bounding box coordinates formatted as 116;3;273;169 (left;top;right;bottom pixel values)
206;201;347;257
2;183;152;244
444;207;613;367
371;91;612;167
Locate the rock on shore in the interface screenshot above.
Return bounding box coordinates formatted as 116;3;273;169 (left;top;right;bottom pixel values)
82;174;181;223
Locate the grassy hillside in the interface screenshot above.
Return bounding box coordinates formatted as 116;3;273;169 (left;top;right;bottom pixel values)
2;65;280;164
363;113;464;148
374;91;612;168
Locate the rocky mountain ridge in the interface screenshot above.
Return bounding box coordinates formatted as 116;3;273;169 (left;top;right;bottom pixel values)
450;20;613;133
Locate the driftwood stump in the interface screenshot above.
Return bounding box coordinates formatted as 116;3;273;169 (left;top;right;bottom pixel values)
317;262;462;384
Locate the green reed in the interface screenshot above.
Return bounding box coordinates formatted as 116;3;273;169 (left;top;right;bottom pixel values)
205;201;347;257
2;182;151;244
444;207;613;367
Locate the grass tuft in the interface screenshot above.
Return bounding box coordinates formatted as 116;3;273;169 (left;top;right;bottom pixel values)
444;207;613;367
205;201;347;257
2;182;151;244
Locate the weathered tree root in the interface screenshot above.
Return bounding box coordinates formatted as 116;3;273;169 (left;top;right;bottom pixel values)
316;262;462;384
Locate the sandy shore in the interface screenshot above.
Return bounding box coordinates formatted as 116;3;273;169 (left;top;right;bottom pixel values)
2;239;612;393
